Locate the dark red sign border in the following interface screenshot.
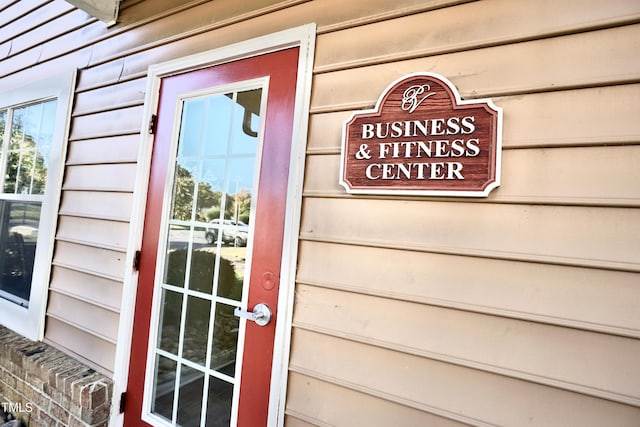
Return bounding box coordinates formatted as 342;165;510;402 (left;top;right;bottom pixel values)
340;72;502;197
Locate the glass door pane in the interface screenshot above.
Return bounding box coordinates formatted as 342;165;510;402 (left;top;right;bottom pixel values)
150;87;263;427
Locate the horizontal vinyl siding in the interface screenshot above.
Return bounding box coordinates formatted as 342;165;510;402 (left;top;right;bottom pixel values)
289;329;640;426
305;144;640;206
58;190;133;222
286;373;468;427
294;285;640;405
300;198;640;271
291;0;640;426
53;241;125;283
307;84;640;152
296;241;640;339
311;24;640;111
49;266;122;312
312;0;640;74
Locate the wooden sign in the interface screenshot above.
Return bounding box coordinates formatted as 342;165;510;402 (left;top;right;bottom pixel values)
340;72;502;197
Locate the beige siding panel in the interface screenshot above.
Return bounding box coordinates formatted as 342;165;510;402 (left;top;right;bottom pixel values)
303;145;640;206
0;0;49;28
286;373;468;427
1;16;100;79
84;0;303;66
49;266;122;311
294;284;640;405
57;216;129;251
66;135;140;165
300;198;640;271
296;241;640;338
0;1;79;48
313;0;470;32
63;164;137;192
314;0;640;73
6;9;93;57
0;47;93;91
87;0;466;68
283;416;316;427
113;19;307;83
76;0;468;90
116;0;209;25
307;111;351;154
47;291;118;343
311;24;640;111
0;43;43;78
498;83;640;148
289;329;640;426
0;2;74;41
67;134;140;165
45;317;116;374
109;0;465;45
496;145;640;205
69;105;144;140
59;190;133;222
307;85;640;153
0;40;9;60
29;20;108;67
53;241;125;281
76;57;127;91
73;77;146;115
3;0;461;88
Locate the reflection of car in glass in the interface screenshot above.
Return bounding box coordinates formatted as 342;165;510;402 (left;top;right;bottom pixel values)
205;219;249;246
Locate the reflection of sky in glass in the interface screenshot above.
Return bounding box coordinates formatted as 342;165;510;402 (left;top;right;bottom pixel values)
177;91;260;196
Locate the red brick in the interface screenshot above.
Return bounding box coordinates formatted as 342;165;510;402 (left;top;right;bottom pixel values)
50;401;70;425
0;326;113;427
30;405;57;427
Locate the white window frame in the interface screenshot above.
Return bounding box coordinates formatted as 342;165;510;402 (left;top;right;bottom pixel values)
0;71;75;340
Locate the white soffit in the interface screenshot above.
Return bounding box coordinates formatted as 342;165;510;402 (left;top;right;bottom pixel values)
65;0;120;26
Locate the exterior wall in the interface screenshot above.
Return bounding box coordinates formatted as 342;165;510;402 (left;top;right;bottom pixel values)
291;1;640;425
0;0;639;426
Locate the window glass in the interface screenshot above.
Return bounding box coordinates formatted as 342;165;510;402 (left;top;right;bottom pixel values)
0;100;56;307
151;87;262;426
5;100;56;195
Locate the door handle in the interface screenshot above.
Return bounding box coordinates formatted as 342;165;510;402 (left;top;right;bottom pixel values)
234;303;272;327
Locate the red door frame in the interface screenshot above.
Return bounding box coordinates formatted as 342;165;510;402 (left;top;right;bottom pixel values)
125;47;300;427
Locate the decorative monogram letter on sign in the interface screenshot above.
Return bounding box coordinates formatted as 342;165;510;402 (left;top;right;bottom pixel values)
340;72;502;197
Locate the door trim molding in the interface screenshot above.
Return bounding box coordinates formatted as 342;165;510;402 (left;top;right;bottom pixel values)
111;23;316;427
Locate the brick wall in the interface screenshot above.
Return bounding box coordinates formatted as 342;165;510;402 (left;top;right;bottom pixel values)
0;326;113;427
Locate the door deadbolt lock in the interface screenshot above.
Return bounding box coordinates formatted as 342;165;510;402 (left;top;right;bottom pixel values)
233;303;272;327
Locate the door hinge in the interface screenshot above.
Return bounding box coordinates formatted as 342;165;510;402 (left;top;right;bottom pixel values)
148;113;157;134
133;250;141;271
119;392;127;414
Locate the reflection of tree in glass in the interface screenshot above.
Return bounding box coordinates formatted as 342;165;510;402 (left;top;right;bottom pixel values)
173;164;251;223
165;249;240;299
162;249;242;372
4;113;49;195
0;111;5;143
172;165;195;221
234;190;251;224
